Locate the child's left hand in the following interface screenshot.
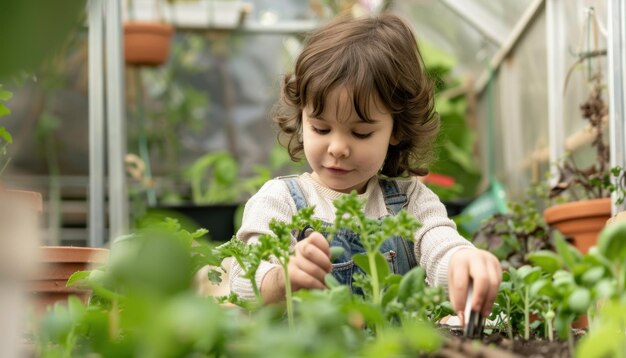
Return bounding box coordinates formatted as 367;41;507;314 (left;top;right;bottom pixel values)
447;248;502;323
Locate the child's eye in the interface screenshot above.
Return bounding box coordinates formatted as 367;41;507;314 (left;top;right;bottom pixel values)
311;126;330;135
352;132;373;139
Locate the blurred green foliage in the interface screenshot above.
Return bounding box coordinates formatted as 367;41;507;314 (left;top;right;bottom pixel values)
421;41;482;200
0;0;85;80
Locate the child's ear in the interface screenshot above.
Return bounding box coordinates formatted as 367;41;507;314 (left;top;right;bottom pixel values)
390;134;400;146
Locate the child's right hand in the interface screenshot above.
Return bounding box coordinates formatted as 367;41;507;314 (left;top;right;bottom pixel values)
288;232;332;291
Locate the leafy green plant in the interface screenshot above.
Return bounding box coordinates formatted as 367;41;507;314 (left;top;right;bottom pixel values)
487;229;615;352
37;195;448;357
423;42;481;201
329;193;420;308
574;221;626;357
216;191;449;340
518;231;619;355
182;145;304;205
473;193;553;269
185;150;240;204
492;265;543;340
577;300;626;358
0;84;13;176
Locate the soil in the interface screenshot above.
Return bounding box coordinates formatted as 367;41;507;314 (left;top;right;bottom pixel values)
432;326;586;358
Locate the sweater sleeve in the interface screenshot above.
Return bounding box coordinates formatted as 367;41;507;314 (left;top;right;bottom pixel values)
229;180;297;300
406;180;475;290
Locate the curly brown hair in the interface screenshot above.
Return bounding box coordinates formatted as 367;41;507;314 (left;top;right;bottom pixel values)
273;13;439;178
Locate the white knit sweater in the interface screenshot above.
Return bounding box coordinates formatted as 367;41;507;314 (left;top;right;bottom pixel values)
229;172;474;300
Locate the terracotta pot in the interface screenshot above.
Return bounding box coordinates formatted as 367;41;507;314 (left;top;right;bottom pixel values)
123;22;174;66
31;246;109;315
543;198;611;254
572;314;588;329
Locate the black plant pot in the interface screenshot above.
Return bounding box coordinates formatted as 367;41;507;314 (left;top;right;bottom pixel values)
148;203;241;242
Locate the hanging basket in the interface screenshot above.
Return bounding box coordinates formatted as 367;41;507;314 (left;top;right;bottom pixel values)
124;22;174;66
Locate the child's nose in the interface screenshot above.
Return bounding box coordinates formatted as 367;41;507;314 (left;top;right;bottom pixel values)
327;136;350;158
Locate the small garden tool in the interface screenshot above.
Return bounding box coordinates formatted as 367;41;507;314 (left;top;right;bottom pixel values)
463;280;486;339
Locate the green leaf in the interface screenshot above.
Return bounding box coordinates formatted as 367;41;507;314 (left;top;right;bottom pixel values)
517;265;541;284
585;247;614;271
597;221;626;263
352;252;389;285
528;251;563;274
593;279;615;299
529;278;549;297
351;301;385;328
443;140;477;173
554;311;573;340
581;266;605;286
0;88;12;101
0;103;10;116
397;267;426;303
66;295;86;321
0;126;13;143
552;270;575;288
567;287;591;313
352;254;369;275
384;273;403;286
576;324;622;358
330;246;345;262
213;155;238;185
402;320;444;352
39;303;73;344
324;273;341;289
66;270;91;287
554;233;581;269
381;284;399;307
375;252;390;279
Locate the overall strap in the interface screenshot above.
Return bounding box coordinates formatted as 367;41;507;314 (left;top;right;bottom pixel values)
280;176;309;212
378;178;417;270
279;176;312;241
378;178;408;214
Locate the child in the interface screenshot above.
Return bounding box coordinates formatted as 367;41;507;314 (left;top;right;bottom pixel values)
230;13;501;322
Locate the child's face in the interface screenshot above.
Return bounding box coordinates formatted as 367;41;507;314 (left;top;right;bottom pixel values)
303;87;398;194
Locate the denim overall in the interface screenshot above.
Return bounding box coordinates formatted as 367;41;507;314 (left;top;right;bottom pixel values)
282;177;417;294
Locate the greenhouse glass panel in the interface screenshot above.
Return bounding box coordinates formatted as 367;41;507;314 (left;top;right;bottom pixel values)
561;0;608;151
392;0;499;78
507;10;548;198
473;0;536;28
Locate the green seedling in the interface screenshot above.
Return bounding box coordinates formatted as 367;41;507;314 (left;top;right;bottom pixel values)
330;193;420;306
576;221;626;357
261;207;323;328
328;192;421;335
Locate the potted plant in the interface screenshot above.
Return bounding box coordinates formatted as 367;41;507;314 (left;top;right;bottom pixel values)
144;151;242;242
133;141;304;242
543;74;625;254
